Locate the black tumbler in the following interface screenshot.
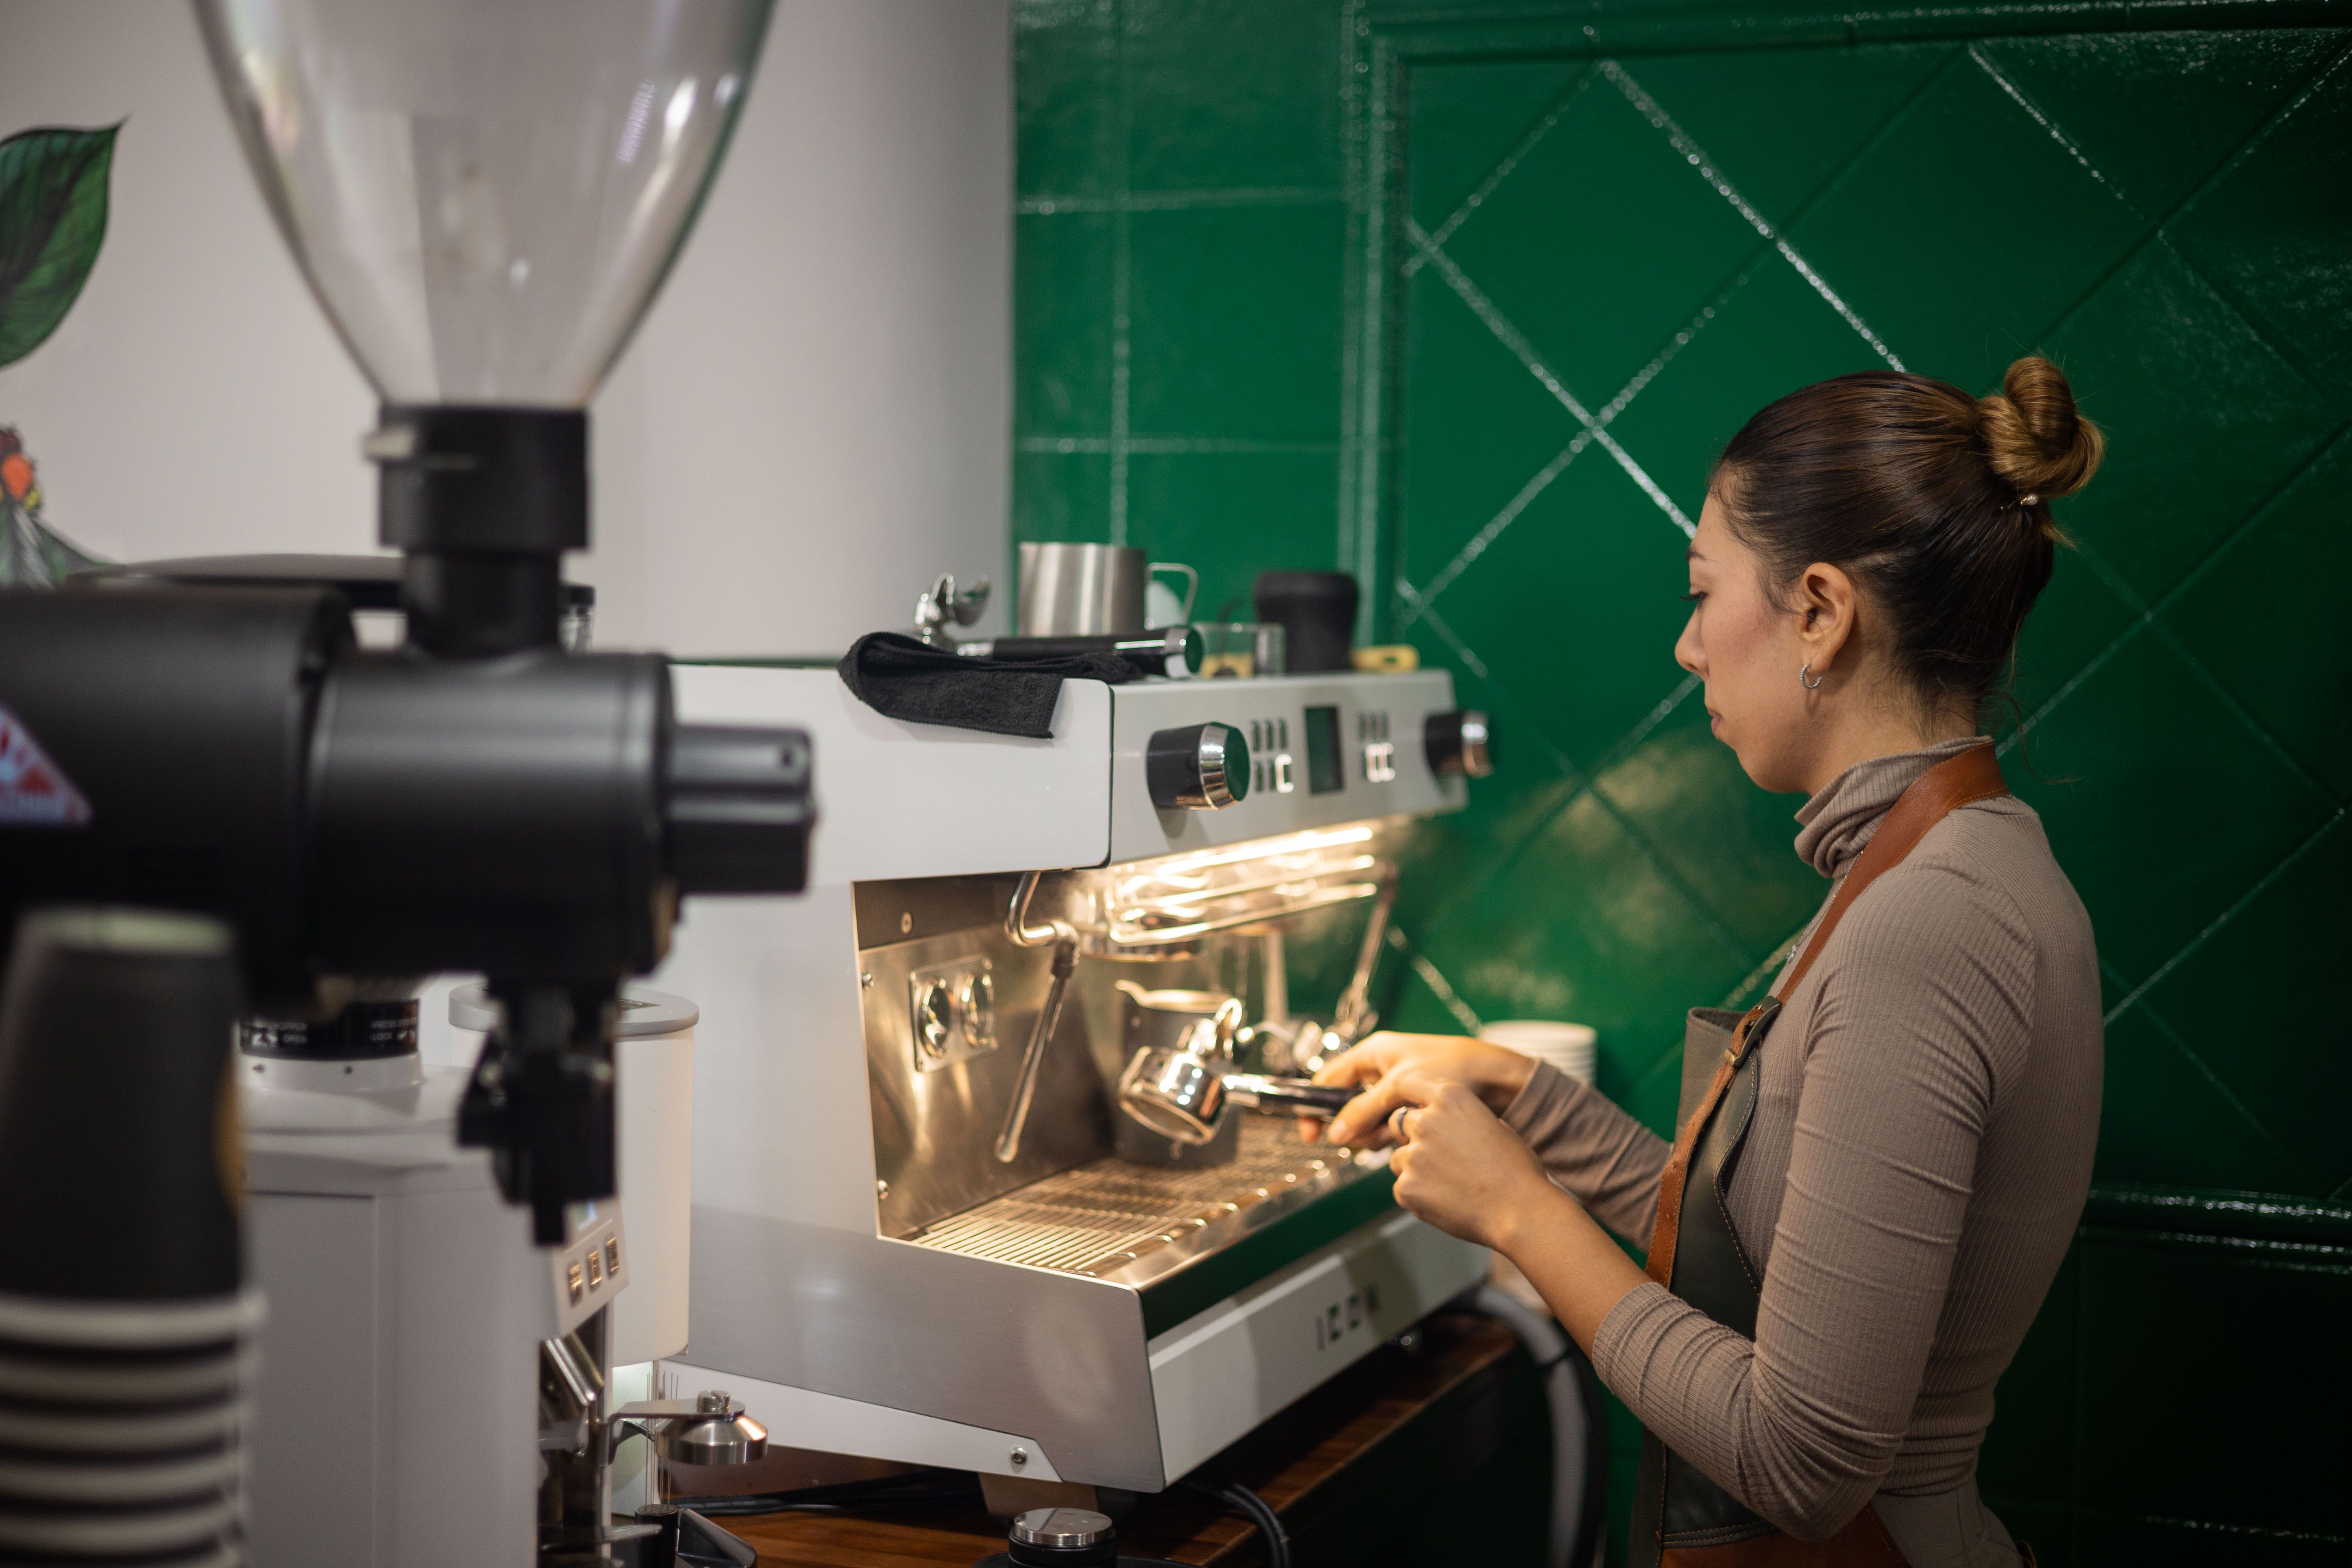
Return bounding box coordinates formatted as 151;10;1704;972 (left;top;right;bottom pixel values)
1252;570;1358;674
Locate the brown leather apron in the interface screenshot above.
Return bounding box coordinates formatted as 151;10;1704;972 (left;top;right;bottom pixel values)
1630;742;2009;1568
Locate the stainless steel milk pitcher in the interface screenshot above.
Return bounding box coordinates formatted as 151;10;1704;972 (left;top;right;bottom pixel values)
1016;543;1198;636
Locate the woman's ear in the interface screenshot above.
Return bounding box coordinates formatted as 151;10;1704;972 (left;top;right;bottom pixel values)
1793;561;1860;672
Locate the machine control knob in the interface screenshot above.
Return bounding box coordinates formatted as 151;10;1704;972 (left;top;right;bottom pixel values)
1424;709;1493;779
1145;722;1250;810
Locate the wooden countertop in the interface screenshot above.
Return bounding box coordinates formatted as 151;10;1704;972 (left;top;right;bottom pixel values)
723;1310;1531;1567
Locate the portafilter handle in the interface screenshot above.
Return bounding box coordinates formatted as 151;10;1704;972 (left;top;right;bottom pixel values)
1118;1044;1360;1143
1218;1074;1358;1118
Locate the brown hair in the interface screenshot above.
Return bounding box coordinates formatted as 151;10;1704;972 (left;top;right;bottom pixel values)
1710;355;2103;722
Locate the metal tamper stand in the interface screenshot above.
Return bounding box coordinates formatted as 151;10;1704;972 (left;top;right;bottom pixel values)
974;1508;1188;1568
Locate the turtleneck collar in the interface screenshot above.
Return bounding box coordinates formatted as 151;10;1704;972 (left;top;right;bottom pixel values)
1791;736;1990;879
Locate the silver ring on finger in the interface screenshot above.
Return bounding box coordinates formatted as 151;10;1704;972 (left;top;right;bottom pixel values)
1389;1104;1413;1142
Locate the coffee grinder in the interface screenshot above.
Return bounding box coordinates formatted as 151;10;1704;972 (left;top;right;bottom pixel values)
0;2;806;1562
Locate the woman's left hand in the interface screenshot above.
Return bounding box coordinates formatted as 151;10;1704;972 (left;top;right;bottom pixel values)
1384;1074;1565;1252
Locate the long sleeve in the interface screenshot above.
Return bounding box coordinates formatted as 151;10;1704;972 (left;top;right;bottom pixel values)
1590;857;2039;1540
1501;1060;1671;1246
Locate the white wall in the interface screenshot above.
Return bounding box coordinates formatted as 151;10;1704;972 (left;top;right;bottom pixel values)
0;1;376;561
0;0;1010;655
593;0;1012;652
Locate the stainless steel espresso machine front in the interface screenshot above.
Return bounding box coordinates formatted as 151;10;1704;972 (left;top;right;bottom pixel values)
654;662;1494;1492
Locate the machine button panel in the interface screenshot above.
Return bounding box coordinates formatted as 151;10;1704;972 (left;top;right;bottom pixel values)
1105;671;1473;862
1217;707;1425;804
1244;717;1298;797
547;1208;627;1338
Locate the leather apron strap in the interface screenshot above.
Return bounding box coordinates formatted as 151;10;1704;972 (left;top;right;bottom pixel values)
1644;741;2009;1286
1634;741;2009;1568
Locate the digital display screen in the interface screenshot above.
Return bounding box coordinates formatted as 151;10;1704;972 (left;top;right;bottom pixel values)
1303;705;1344;795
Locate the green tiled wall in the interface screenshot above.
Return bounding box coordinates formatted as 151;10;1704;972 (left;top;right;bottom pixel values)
1013;2;2351;1561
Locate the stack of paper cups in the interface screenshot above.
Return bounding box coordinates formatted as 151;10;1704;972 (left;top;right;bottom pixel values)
1480;1019;1599;1084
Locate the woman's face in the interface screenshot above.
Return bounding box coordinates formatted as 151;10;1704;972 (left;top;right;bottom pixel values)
1674;490;1815;794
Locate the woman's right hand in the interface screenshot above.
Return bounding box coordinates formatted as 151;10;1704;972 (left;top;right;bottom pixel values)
1307;1031;1537;1147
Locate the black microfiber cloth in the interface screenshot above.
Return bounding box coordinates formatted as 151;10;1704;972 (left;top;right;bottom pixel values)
837;631;1138;739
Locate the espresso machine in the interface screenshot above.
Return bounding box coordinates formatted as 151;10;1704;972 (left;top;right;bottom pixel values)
650;650;1495;1494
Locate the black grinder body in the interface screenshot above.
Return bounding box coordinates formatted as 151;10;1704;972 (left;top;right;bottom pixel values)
0;585;339;1005
0;409;812;1239
0;589;739;1003
310;644;675;984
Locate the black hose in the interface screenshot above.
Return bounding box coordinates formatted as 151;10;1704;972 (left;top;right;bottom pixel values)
1225;1483;1290;1568
1567;1338;1609;1568
1178;1479;1291;1568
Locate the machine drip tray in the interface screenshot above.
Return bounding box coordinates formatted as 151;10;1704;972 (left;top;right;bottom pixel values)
908;1116;1387;1298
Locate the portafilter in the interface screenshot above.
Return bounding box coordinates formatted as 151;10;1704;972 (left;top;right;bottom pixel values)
1117;998;1358;1145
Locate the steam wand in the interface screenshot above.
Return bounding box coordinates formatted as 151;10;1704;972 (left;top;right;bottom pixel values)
994;870;1076;1163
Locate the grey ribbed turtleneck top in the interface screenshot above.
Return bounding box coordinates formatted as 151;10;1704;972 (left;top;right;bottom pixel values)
1502;738;2103;1562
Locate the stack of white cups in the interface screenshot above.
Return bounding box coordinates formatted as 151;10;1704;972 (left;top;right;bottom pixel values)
1479;1019;1599;1085
1477;1019;1602;1317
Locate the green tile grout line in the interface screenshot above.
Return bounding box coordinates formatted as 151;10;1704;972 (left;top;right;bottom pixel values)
2101;807;2345;1028
2120;966;2305;1172
1107;0;1131;544
1396;43;1955;627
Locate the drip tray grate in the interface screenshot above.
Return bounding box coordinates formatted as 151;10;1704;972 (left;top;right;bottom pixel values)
910;1118;1359;1279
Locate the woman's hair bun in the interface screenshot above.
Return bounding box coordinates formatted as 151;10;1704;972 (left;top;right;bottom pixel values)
1978;355;2102;501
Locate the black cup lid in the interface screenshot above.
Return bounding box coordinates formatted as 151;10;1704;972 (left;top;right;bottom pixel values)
1252;568;1358;601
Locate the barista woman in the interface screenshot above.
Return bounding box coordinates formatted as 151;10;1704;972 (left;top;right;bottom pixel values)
1316;357;2105;1568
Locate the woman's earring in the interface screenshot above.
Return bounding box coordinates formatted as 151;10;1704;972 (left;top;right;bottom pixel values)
1798;662;1824;690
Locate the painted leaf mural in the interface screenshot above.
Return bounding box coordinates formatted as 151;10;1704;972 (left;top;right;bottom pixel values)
0;124;118;369
0;420;101;586
0;124;117;584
